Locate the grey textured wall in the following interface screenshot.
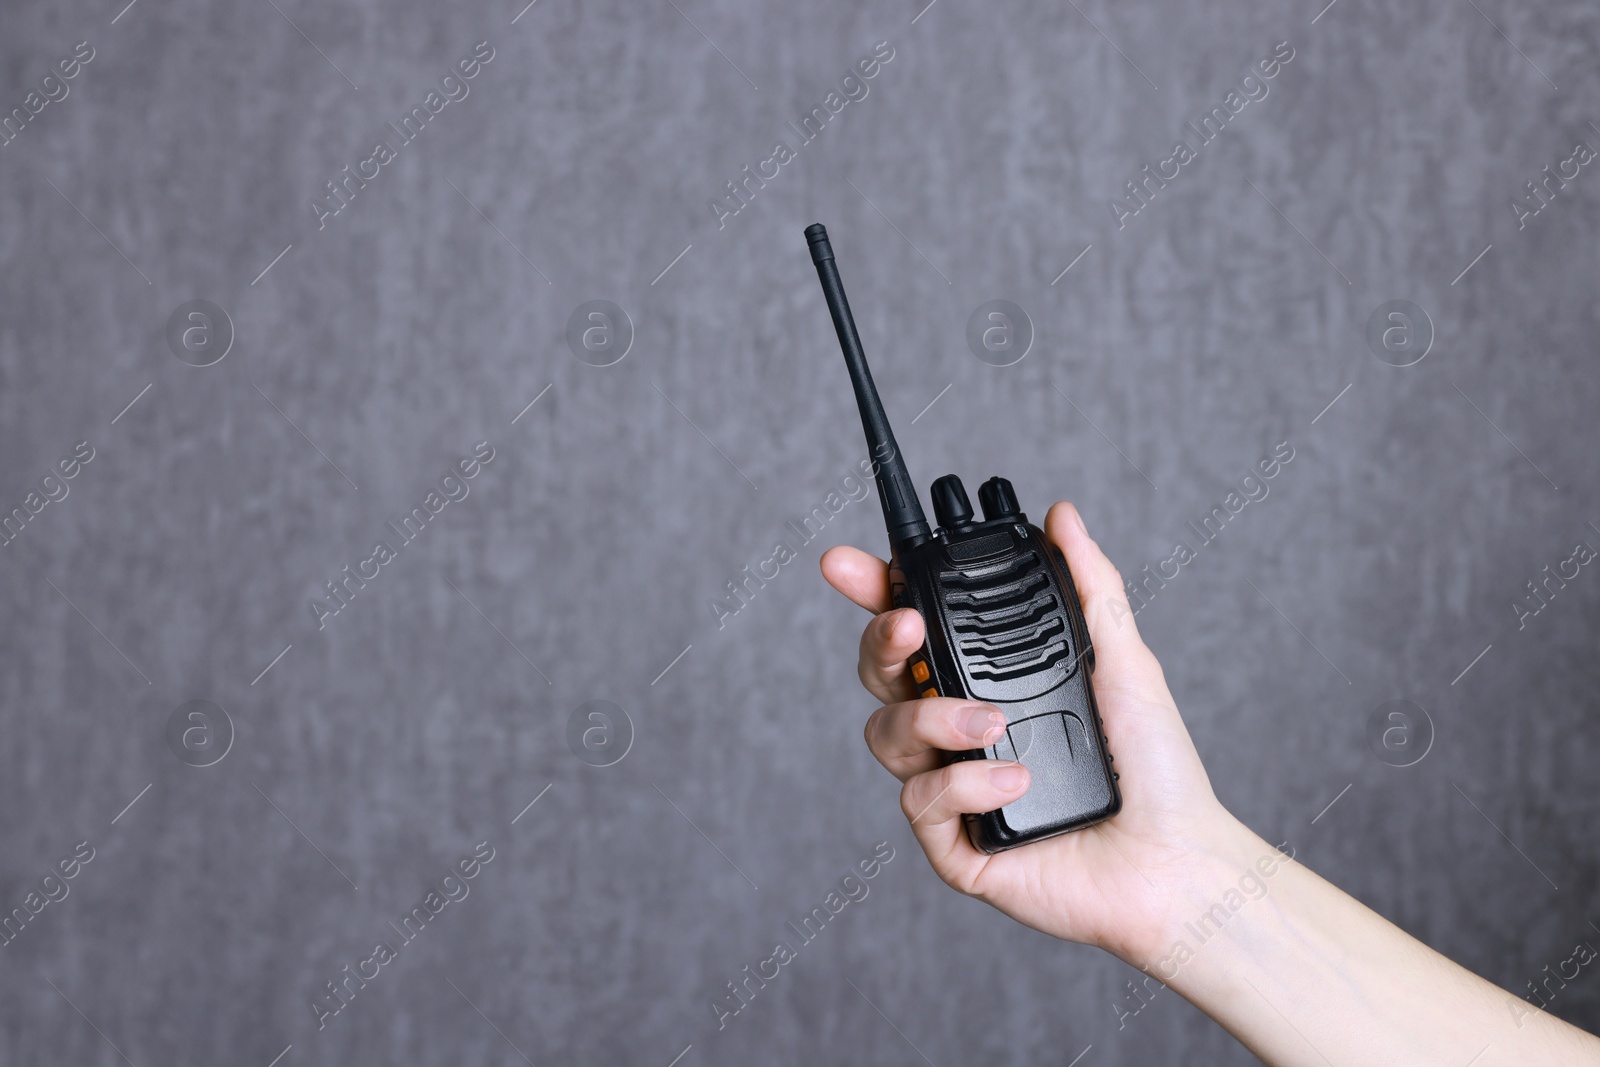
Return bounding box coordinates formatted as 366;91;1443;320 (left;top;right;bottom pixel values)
3;0;1598;1063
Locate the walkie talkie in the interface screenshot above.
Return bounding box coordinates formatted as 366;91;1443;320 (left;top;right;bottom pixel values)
806;223;1120;853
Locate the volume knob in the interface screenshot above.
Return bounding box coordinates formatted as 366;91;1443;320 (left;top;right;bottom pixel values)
978;477;1022;521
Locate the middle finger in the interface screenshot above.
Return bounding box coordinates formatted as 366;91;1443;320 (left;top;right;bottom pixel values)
864;697;1008;781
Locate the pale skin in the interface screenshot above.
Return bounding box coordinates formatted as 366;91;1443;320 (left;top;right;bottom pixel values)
821;501;1600;1067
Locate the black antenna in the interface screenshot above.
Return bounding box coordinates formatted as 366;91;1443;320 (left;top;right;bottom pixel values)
806;223;932;552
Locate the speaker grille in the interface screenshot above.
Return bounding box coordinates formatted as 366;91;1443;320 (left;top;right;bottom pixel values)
940;551;1074;683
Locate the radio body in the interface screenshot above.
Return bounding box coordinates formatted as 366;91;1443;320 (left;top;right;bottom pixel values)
806;223;1121;852
890;480;1119;851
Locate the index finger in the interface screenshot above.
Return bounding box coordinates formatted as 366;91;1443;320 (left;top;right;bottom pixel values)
821;545;925;704
819;545;891;613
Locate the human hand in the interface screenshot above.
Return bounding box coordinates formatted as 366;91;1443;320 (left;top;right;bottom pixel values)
821;501;1248;963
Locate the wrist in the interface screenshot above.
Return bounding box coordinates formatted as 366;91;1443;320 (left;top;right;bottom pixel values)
1111;811;1282;970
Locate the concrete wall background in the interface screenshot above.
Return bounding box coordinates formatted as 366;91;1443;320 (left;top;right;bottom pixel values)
2;0;1598;1063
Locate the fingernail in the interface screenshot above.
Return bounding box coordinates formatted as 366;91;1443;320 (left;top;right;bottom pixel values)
1072;506;1088;535
960;706;1007;745
989;762;1028;791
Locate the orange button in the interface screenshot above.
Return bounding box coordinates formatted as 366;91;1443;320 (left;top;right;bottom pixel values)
921;687;939;700
911;661;930;683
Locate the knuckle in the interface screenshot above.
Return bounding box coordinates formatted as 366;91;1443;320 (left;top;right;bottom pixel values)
957;869;994;901
1140;647;1169;686
1086;590;1134;633
907;699;937;741
855;659;875;692
862;706;887;752
898;767;950;823
1082;592;1110;626
898;780;919;822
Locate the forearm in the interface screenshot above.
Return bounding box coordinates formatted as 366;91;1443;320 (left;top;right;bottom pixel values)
1123;817;1600;1066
